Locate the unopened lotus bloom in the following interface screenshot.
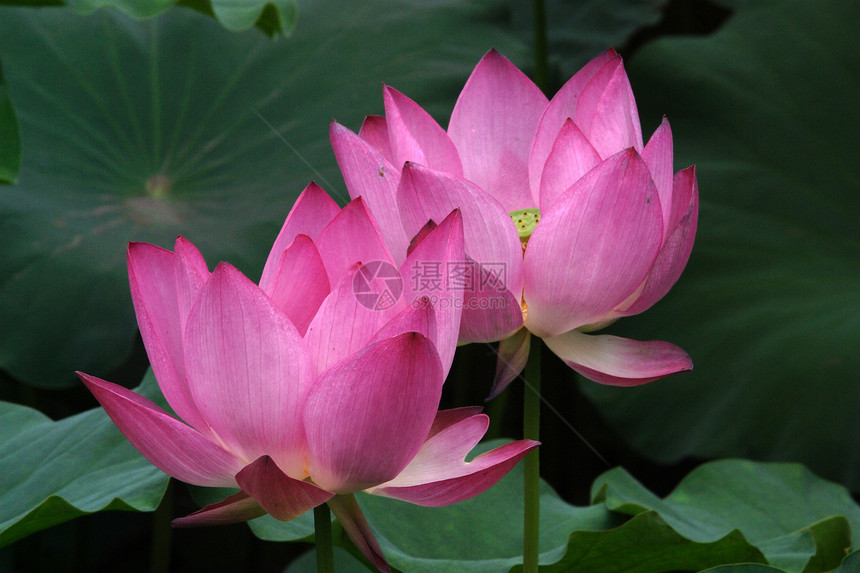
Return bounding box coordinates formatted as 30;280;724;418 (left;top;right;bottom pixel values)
78;183;537;572
331;49;698;398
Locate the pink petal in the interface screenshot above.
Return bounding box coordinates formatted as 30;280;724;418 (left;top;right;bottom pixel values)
667;165;699;234
262;234;330;336
529;49;620;193
369;409;538;506
235;455;334;521
426;406;484;438
328;495;390;573
406;219;438;256
523;149;664;337
458;257;525;343
543;329;692;386
641;117;674;235
259;182;342;290
314;196;396;286
537;118;602;210
379;411;490;484
448;49;548;211
622;165;699;316
172;237;210;332
487;328;531;400
304;333;443;493
397;163;523;305
329;121;409;264
127;241;210;436
575;56;644;158
399;209;465;376
79;373;244;487
304;263;406;376
171;491;265;527
359;115;394;164
183;263;313;479
382;85;463;176
369;300;436;345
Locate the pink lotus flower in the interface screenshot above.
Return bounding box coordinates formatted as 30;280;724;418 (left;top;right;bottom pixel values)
78;183;537;572
331;49;698;397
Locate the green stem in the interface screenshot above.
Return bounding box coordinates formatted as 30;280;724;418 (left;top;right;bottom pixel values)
485;379;510;440
522;339;542;572
314;503;334;573
532;0;549;93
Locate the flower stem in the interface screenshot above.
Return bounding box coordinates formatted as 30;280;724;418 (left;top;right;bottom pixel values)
314;503;334;573
522;339;542;572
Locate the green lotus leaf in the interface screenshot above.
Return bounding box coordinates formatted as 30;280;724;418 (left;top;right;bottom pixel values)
0;370;168;546
592;459;860;572
0;58;20;183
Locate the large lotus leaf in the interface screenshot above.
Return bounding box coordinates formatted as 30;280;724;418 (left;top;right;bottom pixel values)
0;2;526;388
700;563;785;573
0;370;168;546
511;511;765;573
1;0;297;36
289;513;766;573
592;459;860;572
0;59;19;183
579;0;860;490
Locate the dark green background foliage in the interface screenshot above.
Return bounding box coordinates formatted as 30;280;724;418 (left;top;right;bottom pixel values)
0;0;857;571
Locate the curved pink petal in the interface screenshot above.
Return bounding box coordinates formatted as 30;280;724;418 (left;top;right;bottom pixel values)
406;219;438;256
330;121;409;264
369;410;539;506
304;263;406;376
397;163;523;303
641;116;674;234
172;237;210;332
382;85;463;176
487;327;531;400
398;209;465;375
448;49;548;211
458;257;525;344
426;406;484;438
543;329;692;386
183;263;313;479
369;300;436;345
378;411;490;485
314;196;396;285
622;165;699;316
235;456;334;521
262;234;330;336
523;149;664;337
537;118;602;211
576;56;644;158
666;165;699;234
79;373;244;487
260;182;342;290
529;49;619;193
359;115;394;164
127;241;210;436
171;491;265;527
328;495;390;573
304;333;443;493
